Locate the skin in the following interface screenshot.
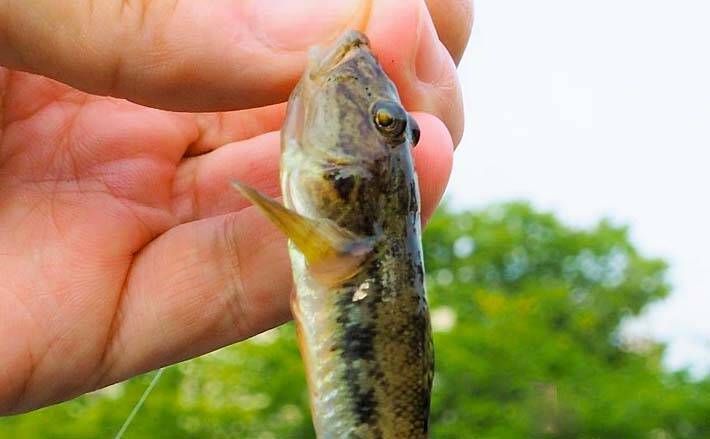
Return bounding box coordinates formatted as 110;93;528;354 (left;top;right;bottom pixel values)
0;0;473;415
282;31;433;437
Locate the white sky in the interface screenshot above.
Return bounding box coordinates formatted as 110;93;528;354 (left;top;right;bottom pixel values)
447;0;710;375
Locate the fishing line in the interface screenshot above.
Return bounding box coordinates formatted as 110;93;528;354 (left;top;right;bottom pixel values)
113;367;164;439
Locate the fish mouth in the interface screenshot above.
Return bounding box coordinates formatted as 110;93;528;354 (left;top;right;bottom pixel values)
308;30;371;79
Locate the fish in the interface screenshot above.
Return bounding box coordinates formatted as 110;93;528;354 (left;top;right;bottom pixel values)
232;29;433;438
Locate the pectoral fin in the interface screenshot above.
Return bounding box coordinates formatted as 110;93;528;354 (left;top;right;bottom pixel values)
231;181;374;285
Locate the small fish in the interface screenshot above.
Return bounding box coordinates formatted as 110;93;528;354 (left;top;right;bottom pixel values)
233;30;433;438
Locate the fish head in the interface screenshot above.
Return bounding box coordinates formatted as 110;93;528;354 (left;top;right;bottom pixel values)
281;30;420;226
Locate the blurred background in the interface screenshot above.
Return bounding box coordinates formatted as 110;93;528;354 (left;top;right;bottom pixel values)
2;1;709;437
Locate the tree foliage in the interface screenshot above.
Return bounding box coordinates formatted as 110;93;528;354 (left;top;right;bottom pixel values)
2;203;708;438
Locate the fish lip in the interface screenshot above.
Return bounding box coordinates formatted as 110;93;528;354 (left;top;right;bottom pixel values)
309;30;371;78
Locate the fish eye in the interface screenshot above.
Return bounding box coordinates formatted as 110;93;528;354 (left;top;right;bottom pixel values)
373;100;408;141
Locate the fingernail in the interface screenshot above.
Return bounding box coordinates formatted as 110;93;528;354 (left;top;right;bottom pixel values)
248;0;361;51
415;12;448;84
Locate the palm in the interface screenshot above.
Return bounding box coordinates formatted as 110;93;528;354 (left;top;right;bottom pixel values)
0;70;289;412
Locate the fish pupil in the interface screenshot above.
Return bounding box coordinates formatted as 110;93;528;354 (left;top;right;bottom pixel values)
372;100;408;140
376;109;394;127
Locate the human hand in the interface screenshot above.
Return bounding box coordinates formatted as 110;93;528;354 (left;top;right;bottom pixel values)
0;0;473;414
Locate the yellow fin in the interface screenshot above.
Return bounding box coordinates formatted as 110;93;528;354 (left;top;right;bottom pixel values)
231;181;374;285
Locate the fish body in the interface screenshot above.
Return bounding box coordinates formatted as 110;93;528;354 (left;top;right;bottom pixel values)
234;30;433;438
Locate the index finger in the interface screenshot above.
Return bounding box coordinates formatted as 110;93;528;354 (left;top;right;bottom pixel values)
0;0;469;142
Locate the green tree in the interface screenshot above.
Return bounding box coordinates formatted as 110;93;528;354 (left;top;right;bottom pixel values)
423;203;709;438
2;203;708;438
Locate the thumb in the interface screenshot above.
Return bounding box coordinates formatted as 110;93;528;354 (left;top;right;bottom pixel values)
0;0;367;111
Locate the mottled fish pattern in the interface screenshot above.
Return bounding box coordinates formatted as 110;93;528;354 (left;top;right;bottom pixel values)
234;30;433;439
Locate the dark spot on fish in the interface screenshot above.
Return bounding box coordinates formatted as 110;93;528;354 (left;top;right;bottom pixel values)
323;170;355;200
335;292;381;427
342;370;378;425
415;260;425;281
367;258;382;281
334;174;355;199
409;180;419;214
422;388;432;433
340;322;375;361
